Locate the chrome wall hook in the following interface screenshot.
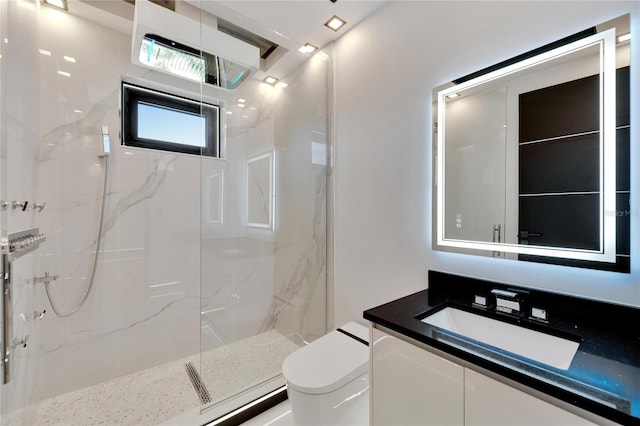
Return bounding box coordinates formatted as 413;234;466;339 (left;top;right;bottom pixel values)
32;202;46;212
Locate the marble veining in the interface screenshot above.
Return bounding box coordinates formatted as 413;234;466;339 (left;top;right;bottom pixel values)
102;154;180;236
43;298;184;355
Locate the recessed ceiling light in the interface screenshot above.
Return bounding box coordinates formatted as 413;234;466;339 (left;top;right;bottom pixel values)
276;82;288;89
238;103;246;108
298;43;319;55
42;0;67;10
38;49;52;56
324;15;347;32
617;33;631;43
225;111;233;115
57;70;70;77
249;106;257;111
263;76;278;85
446;93;460;99
237;98;247;103
73;109;82;113
63;55;76;63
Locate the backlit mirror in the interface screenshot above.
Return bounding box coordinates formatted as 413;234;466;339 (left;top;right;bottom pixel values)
434;15;630;272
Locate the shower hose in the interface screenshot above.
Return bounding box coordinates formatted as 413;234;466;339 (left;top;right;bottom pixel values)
45;155;109;317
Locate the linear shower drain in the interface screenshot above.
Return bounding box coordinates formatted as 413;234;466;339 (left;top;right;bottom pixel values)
184;362;212;405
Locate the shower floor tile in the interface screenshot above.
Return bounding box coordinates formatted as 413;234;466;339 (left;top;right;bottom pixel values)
22;330;300;426
200;330;301;405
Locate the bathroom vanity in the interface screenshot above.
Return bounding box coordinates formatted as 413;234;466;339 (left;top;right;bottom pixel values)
364;271;640;425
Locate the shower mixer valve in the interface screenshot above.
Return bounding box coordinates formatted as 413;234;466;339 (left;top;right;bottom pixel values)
33;272;59;286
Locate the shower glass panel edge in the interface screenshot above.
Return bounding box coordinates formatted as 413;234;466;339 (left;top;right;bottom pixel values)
0;0;6;419
198;23;331;419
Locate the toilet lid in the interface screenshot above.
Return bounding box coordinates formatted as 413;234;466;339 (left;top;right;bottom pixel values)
282;322;369;395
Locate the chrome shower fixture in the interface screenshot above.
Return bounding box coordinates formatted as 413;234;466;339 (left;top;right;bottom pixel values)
11;200;28;211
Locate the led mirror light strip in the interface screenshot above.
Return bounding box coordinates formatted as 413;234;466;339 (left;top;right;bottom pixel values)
436;28;617;262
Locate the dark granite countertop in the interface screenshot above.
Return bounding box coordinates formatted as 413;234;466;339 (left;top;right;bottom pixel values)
363;271;640;425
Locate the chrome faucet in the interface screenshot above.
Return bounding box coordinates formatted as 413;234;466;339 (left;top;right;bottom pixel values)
491;289;521;315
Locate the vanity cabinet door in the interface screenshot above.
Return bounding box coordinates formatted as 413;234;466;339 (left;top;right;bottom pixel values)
371;332;464;425
464;368;597;426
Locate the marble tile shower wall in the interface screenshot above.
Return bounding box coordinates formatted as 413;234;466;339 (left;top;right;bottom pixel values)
200;51;330;350
2;1;328;421
1;1;43;418
1;3;200;416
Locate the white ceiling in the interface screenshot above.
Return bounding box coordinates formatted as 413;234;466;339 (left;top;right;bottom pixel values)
216;0;387;48
71;0;387;83
191;0;388;80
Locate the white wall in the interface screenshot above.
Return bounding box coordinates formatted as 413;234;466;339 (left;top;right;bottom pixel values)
334;1;640;326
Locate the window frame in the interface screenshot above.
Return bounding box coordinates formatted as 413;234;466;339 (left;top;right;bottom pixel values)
121;82;220;157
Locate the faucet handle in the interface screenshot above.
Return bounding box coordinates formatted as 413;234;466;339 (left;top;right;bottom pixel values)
12;336;28;349
530;307;548;323
473;294;487;308
11;200;28;211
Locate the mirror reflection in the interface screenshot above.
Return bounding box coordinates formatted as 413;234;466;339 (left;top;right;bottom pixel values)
434;15;630;272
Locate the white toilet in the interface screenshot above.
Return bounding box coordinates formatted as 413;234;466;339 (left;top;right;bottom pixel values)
282;322;370;426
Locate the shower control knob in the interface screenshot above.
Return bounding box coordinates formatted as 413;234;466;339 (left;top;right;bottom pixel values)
12;336;28;349
33;310;47;320
32;202;46;212
11;200;28;211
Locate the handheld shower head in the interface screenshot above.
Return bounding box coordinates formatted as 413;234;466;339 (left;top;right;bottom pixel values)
100;124;111;158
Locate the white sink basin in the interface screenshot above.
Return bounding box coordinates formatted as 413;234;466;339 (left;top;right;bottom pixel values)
421;307;579;370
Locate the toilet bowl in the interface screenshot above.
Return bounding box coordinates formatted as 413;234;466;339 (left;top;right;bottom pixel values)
282;322;369;426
